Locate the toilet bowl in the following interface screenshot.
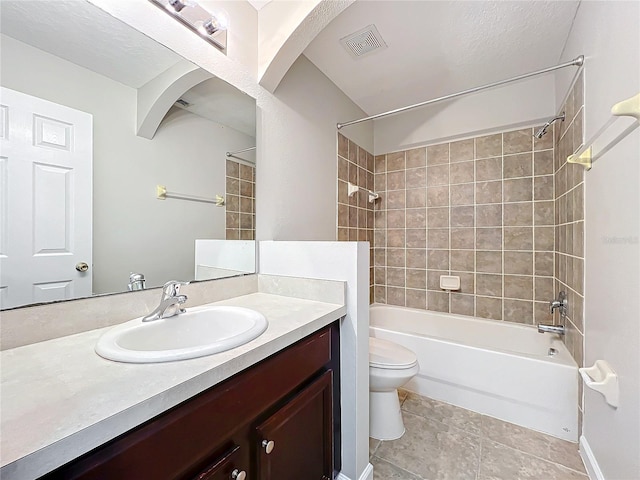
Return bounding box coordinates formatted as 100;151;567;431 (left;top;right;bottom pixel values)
369;337;419;440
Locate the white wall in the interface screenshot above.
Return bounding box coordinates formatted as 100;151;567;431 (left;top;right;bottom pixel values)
259;241;371;480
1;35;255;294
373;75;557;154
556;2;640;479
256;55;373;241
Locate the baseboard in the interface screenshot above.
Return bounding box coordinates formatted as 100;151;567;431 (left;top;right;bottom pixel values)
580;435;605;480
336;463;373;480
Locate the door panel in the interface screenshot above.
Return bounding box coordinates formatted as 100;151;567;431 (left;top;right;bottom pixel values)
255;371;333;480
0;87;92;309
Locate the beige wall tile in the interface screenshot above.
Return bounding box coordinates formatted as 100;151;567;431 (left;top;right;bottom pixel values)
387;151;406;171
427;207;449;228
427;143;450;165
504;299;534;324
533;150;554;176
534;175;554;201
451;183;474;206
504;275;534;300
451;227;474;249
406;167;427;189
374;285;386;303
427;249;450;270
450;138;474;162
535;276;554;302
387;267;406;287
451;206;474;227
387;170;406;190
476;180;502;204
374;155;386;174
504;178;533;202
387;190;406;209
406;208;427;228
476;273;503;297
427;185;450;207
503;128;532;155
407;249;427;269
476;228;503;250
387;248;406;267
475;134;502;159
407;188;427;208
451;250;475;272
476;157;502;181
407;229;427;248
427;228;449;249
503;152;533;178
476;296;502;320
450;160;475;184
387;210;405;228
504;203;533;226
504;251;533;275
387;287;406;306
387;229;405;248
504;227;534;250
451;293;475;316
477;251;502;273
452;271;475;294
407;147;426;168
535;252;554;277
476;204;502;227
406;269;427;290
427;291;450;312
427;164;450;186
406;289;427;309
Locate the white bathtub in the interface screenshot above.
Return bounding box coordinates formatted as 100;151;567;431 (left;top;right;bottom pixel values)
370;304;578;441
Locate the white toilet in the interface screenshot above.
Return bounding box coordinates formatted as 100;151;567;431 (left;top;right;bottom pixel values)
369;337;419;440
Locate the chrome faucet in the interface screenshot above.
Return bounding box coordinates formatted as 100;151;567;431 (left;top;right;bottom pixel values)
142;280;189;322
538;291;567;335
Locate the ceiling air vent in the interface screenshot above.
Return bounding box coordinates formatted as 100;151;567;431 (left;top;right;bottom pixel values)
340;24;387;59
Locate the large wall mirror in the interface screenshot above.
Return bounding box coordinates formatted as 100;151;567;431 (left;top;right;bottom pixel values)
0;0;257;310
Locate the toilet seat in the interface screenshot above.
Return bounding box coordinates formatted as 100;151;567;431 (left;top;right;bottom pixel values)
369;337;418;370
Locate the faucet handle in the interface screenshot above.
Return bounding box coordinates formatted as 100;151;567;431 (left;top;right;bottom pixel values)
162;280;190;296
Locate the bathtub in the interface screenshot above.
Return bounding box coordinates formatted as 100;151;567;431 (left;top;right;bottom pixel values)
370;304;578;441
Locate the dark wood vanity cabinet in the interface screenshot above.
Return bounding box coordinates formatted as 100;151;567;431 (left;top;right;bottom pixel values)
41;322;340;480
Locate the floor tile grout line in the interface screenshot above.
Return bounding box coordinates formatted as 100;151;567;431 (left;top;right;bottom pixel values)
371;454;428;480
398;391;586;475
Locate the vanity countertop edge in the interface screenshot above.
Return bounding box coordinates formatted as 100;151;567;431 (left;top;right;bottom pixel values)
0;292;346;480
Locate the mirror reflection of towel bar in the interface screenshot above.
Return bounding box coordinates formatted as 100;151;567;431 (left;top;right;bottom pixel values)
156;185;225;206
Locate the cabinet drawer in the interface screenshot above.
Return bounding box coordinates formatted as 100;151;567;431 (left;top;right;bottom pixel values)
41;326;334;480
193;445;247;480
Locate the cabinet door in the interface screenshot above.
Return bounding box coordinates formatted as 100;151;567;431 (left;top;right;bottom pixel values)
255;371;333;480
193;445;248;480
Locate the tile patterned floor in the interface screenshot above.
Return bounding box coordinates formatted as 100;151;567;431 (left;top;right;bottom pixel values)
369;390;588;480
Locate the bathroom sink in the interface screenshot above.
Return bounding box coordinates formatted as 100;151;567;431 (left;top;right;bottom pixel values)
95;305;268;363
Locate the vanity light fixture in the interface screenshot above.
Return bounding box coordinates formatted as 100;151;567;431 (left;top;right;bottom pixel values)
149;0;228;53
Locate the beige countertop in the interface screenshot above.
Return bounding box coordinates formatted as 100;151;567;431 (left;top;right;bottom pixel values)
0;292;346;480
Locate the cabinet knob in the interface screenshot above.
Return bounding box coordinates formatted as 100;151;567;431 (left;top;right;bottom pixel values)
261;439;275;454
231;469;246;480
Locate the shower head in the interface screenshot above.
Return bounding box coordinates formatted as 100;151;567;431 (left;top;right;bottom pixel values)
534;113;566;139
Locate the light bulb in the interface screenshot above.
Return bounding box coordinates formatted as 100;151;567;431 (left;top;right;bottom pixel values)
201;11;229;35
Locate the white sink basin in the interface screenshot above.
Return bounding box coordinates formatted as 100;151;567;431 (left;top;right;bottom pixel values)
95;305;268;363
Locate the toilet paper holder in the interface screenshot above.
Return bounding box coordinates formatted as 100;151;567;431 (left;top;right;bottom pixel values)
579;360;619;408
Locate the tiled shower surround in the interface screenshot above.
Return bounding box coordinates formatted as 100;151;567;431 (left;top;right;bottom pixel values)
554;72;585;427
225;159;255;240
370;127;557;325
336;134;375;297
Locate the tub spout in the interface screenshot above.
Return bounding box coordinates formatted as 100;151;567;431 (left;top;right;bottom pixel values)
537;324;565;335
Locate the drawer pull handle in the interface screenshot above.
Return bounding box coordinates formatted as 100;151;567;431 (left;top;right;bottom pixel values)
231;469;246;480
262;439;275;454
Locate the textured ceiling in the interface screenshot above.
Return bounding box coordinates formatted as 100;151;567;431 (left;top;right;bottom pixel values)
304;0;580;115
1;0;255;136
0;0;181;88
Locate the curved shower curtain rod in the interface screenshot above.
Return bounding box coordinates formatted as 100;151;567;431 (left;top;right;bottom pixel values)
337;55;584;129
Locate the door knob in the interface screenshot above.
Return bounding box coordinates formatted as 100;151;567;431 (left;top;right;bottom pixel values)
261;439;275;454
231;469;246;480
75;262;89;272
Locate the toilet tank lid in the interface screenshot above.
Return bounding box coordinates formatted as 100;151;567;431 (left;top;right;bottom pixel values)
369;337;418;368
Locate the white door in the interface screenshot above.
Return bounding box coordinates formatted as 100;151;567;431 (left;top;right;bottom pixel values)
0;87;92;309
